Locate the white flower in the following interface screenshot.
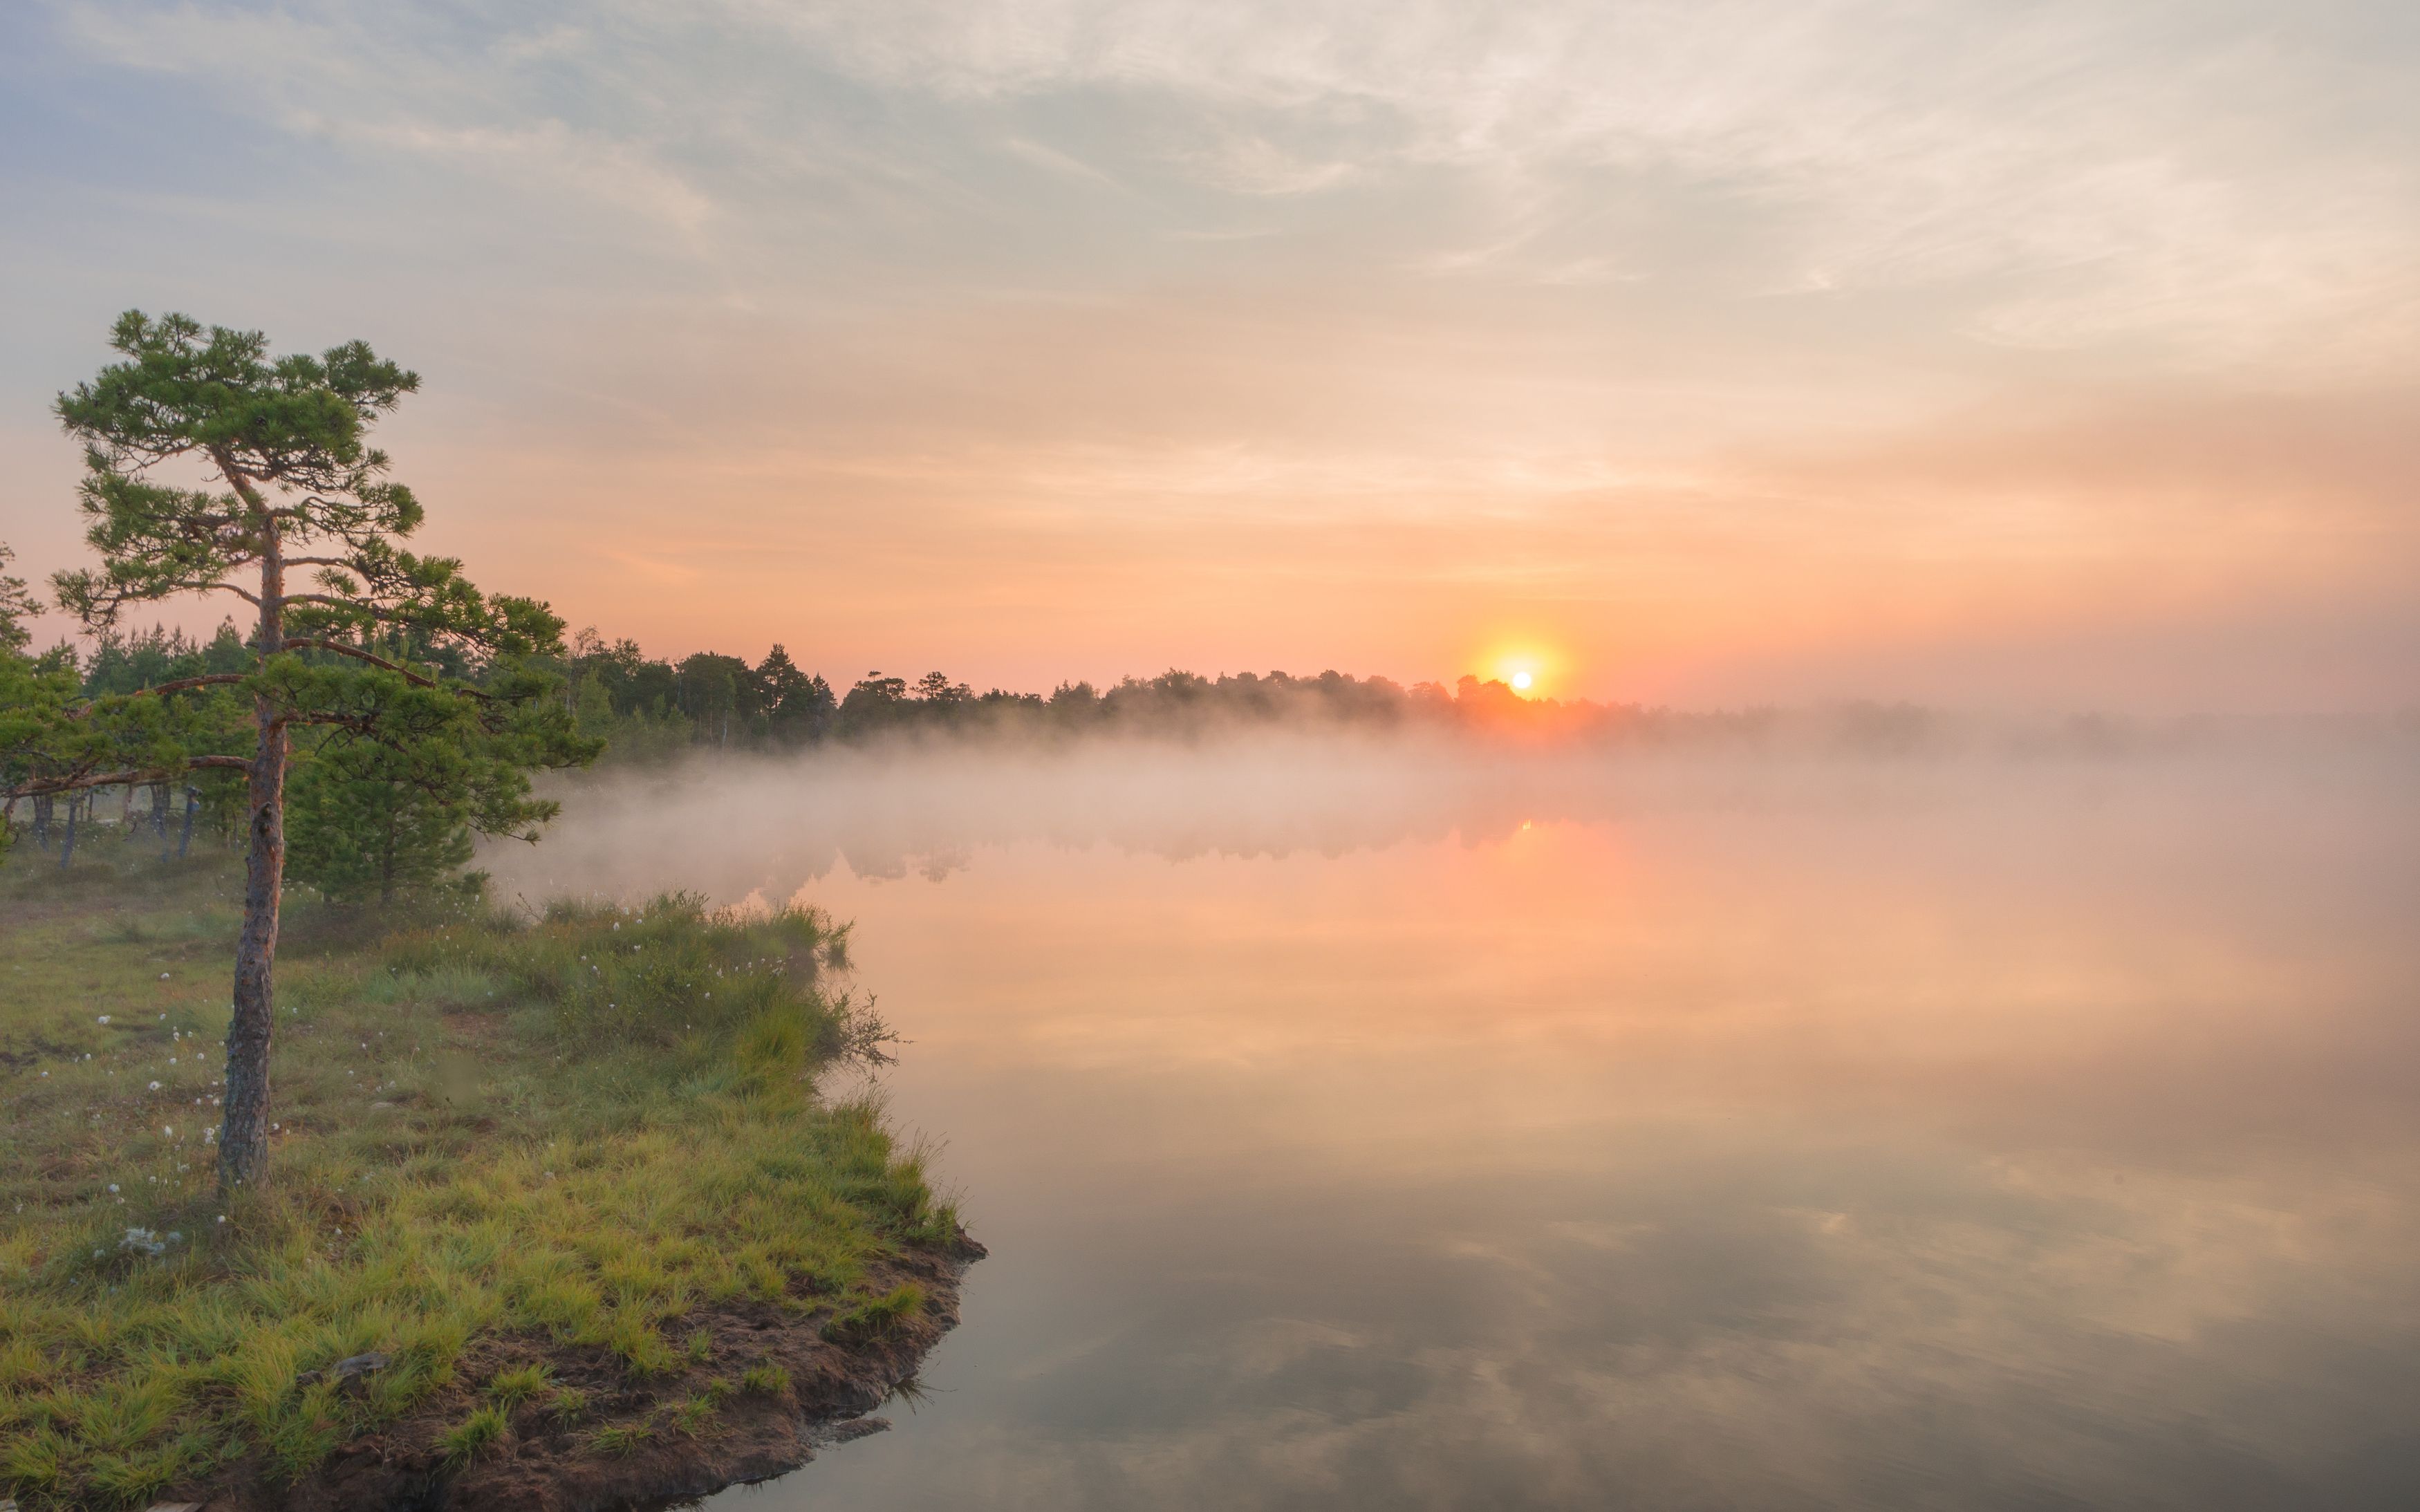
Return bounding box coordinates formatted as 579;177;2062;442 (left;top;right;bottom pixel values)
107;1183;119;1193
160;973;169;980
97;1015;110;1025
164;1126;174;1137
149;1081;161;1090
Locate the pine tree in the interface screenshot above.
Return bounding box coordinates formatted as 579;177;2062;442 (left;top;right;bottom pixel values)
0;545;77;859
756;644;833;745
31;311;595;1190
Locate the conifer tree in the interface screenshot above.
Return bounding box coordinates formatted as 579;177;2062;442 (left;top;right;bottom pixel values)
0;542;38;657
0;545;75;859
286;718;566;905
30;311;593;1190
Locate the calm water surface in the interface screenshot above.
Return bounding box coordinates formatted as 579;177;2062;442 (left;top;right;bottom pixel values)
491;742;2420;1509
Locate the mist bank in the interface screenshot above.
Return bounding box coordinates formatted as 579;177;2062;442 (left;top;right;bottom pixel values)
557;641;2420;767
481;721;2420;908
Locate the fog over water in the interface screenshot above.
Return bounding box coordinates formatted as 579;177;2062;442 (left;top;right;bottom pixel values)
484;733;2420;1509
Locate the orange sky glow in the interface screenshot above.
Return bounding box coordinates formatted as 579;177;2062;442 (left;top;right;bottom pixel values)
3;1;2417;711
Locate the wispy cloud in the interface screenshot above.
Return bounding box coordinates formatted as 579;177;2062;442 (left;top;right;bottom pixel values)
12;0;2420;706
52;1;718;244
1000;136;1129;192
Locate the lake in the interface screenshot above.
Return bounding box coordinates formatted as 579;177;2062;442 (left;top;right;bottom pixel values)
485;736;2420;1509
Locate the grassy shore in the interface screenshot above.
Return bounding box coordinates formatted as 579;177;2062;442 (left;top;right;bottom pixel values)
0;839;965;1510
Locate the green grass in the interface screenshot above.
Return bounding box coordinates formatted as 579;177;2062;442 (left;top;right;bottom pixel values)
436;1403;507;1468
821;1282;929;1346
0;839;958;1510
739;1361;790;1397
484;1363;553;1412
665;1392;723;1439
590;1421;651;1457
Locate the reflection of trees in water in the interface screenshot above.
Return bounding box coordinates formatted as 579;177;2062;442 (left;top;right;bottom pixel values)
486;734;2391;907
490;743;1606;904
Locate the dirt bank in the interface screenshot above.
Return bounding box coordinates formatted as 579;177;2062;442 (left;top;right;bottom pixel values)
180;1233;983;1512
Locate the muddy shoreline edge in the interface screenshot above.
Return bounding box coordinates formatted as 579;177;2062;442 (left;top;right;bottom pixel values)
187;1233;985;1512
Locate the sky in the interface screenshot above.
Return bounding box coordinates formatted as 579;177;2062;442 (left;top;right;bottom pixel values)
2;0;2417;711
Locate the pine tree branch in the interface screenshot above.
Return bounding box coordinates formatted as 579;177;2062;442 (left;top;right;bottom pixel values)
5;753;245;798
128;673;250;698
283;637;494;698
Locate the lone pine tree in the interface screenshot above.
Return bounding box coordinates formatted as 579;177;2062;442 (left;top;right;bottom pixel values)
38;310;591;1190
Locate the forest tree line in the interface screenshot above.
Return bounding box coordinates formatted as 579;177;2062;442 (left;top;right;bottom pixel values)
53;615;1642;763
6;578;1651;909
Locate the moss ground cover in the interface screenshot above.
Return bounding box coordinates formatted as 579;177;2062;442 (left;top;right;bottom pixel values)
0;837;957;1510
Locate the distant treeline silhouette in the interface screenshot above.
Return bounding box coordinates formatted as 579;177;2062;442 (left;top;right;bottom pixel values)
552;627;1700;758
57;619;2198;765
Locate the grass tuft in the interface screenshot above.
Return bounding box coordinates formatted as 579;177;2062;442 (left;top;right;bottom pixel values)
666;1393;723;1439
436;1403;508;1469
591;1421;651;1457
485;1363;554;1412
822;1282;928;1346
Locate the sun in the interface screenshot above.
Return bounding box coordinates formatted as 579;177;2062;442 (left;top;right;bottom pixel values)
1475;640;1559;696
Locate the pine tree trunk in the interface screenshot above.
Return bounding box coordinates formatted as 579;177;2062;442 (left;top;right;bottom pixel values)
218;516;286;1192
